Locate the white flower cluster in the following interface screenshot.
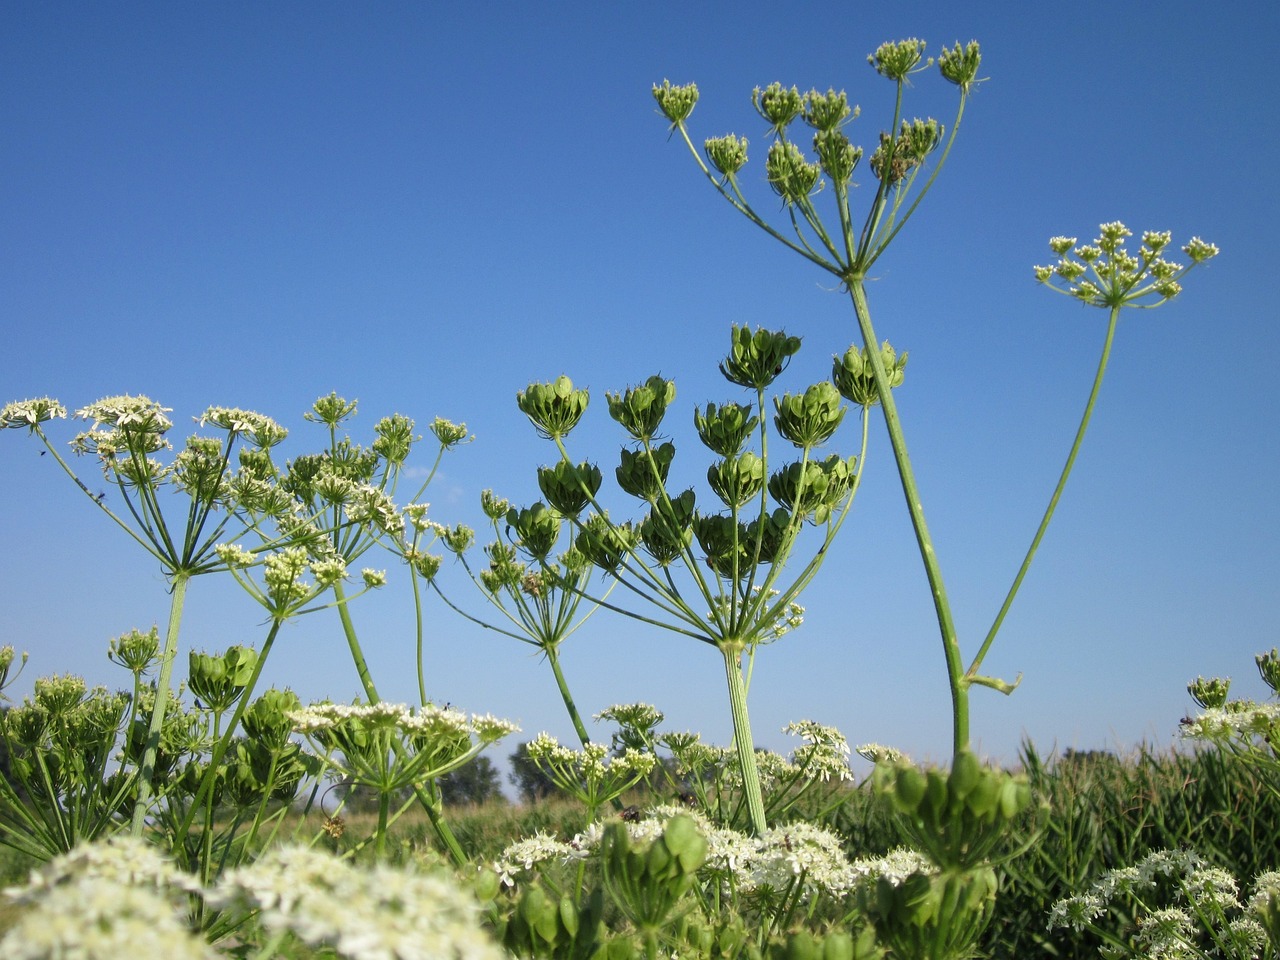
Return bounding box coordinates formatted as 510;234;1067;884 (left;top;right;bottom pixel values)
504;805;924;908
289;701;517;742
784;720;853;783
492;831;591;887
210;845;505;960
1048;849;1274;958
1180;701;1280;744
1;836;213;960
1;837;506;960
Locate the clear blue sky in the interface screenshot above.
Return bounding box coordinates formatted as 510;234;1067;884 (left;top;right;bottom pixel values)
2;2;1277;772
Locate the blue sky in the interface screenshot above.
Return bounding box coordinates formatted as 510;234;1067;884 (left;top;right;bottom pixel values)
2;2;1277;773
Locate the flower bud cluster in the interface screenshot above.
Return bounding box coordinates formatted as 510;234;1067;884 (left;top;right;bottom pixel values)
704;134;748;178
753;82;804;134
652;79;698;126
1034;222;1218;308
938;40;983;91
870;118;942;184
766;140;822;203
868;39;930;81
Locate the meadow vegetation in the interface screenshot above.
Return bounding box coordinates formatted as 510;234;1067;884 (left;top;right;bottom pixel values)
0;35;1261;960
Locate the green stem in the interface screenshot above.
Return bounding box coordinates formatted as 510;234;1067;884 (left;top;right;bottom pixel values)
546;644;624;813
333;580;379;699
969;304;1120;677
721;644;767;835
545;645;591;748
130;572;190;835
331;580;467;866
847;281;968;755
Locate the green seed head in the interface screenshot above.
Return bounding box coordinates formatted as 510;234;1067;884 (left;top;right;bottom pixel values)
653;79;699;126
704;134;749;177
719;325;802;390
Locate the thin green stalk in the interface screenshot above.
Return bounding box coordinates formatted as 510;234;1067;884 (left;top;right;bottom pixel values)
545;645;591;748
130;572;190;835
330;581;466;866
722;644;767;834
847;280;968;754
333;580;380;699
969;305;1120;679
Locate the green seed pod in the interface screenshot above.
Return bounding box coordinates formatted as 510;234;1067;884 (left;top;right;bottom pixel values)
921;769;948;824
694;401;758;456
708;452;765;508
773;382;846;448
662;814;708;873
692;512;748;578
616;443;675;501
506;502;562;561
964;768;1000;820
639;490;696;565
537;460;601;516
558;895;579;940
575;513;637;573
821;930;855;960
518;375;590;440
946;749;981;808
832;341;907;407
769;456;855;523
893;764;928;813
242;688;302;749
720;325;802;390
606;376;676;443
780;929;817;960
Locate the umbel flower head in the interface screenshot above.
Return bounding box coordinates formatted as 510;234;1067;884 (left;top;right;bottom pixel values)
1035;222;1218;309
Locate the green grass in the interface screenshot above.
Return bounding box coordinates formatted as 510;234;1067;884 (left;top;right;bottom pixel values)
1;745;1276;956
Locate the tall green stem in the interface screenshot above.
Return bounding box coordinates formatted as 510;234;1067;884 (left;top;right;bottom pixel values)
847;281;968;755
331;580;467;866
969;304;1120;676
722;644;767;835
130;572;190;835
546;645;591;748
333;580;380;699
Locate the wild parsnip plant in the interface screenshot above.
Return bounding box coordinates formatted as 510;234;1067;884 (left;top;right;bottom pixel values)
654;41;1219;761
514;327;879;836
